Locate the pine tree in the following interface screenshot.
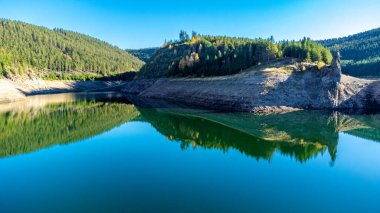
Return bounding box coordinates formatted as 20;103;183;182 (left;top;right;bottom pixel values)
179;30;190;42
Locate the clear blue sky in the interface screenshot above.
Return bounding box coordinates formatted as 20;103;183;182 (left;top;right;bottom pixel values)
1;0;380;49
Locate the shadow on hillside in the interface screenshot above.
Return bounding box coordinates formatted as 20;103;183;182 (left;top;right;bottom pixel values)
340;81;380;111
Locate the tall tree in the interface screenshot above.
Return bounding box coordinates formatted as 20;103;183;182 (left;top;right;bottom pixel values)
179;30;190;42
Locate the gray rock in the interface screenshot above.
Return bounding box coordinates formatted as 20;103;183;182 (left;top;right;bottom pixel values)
122;61;380;112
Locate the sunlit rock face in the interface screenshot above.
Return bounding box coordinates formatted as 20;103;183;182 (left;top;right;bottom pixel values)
123;58;380;112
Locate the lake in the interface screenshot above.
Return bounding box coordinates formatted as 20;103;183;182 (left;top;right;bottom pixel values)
0;92;379;213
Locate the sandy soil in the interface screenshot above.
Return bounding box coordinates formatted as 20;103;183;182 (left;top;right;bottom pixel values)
0;79;26;103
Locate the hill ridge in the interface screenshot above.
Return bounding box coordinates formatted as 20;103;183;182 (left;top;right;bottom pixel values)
319;27;380;77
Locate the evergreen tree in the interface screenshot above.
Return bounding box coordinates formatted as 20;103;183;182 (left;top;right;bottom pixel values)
139;32;332;78
179;30;190;42
0;19;144;80
320;27;380;77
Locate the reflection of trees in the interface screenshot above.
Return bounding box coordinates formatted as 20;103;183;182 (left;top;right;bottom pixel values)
139;109;331;162
138;107;380;163
0;101;139;158
3;92;379;163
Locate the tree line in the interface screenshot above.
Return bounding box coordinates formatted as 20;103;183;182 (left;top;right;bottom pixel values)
139;31;332;78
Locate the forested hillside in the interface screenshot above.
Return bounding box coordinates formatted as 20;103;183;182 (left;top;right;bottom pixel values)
0;19;144;80
139;31;332;78
320;27;380;77
126;47;159;62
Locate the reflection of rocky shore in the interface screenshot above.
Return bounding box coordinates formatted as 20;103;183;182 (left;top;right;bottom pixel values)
139;108;327;162
1;93;380;162
342;113;380;142
133;98;380;162
0;92;130;113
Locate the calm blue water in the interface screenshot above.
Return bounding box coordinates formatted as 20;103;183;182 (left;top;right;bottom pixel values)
0;93;379;213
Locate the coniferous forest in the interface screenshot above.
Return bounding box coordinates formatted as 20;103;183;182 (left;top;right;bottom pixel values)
4;19;379;80
138;31;332;78
320;27;380;77
0;19;144;80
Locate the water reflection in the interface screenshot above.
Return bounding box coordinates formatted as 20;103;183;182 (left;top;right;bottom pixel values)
0;93;380;162
139;108;380;163
0;92;139;157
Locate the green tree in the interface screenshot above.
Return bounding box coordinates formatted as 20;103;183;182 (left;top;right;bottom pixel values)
139;34;332;78
179;30;190;42
192;31;198;38
0;19;144;80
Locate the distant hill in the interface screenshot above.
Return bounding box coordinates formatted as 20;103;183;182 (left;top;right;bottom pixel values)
0;19;144;80
126;47;159;62
139;33;332;78
320;27;380;77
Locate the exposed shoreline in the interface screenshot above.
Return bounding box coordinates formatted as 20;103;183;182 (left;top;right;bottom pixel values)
0;78;127;104
121;62;380;112
2;61;380;113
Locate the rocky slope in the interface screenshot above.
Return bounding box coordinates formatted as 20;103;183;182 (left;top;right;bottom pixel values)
122;59;380;112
